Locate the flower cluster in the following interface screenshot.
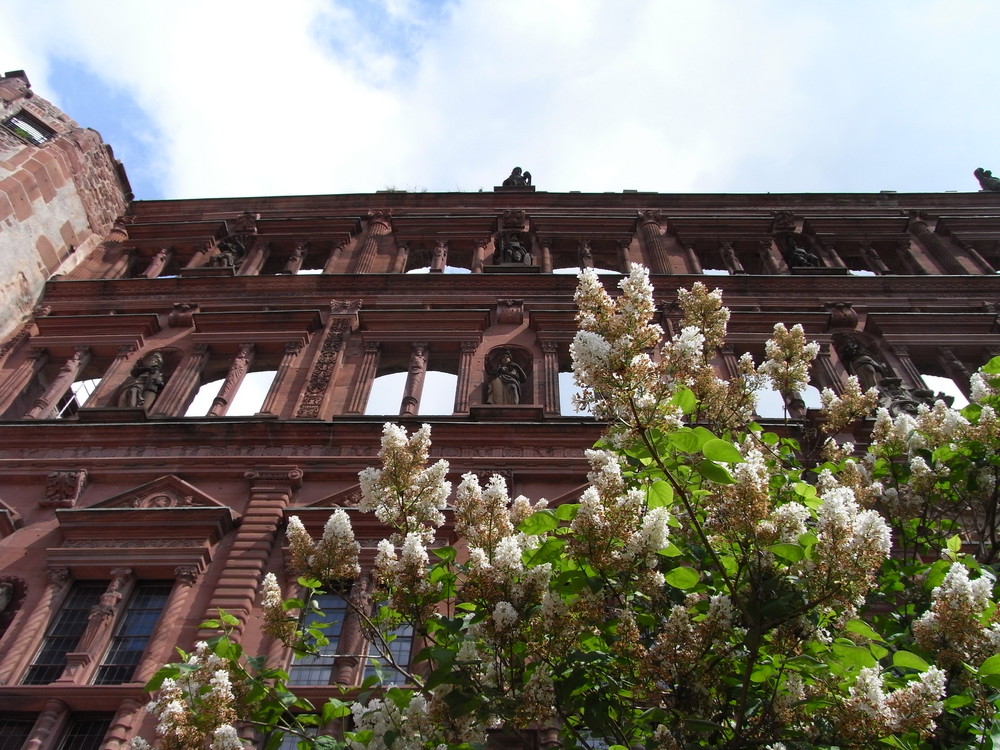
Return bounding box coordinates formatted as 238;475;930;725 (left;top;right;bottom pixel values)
819;375;879;434
131;641;250;750
359;423;451;542
286;510;360;582
759;322;820;397
834;665;947;742
913;562;1000;668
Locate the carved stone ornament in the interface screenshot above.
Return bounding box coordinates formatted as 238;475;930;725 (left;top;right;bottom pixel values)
329;299;362;316
500;167;532;189
245;466;305;488
297;318;349;418
0;576;27;635
175;565;200;586
772;210;798;232
495;298;525;325
825;301;859;329
636;209;663;229
167;302;199;328
974;167;1000;192
41;469;88;509
485;347;529;405
500;209;527;229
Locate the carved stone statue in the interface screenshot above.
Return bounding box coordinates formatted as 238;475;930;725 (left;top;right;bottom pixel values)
975;167;1000;192
502;167;532;188
209;238;244;268
841;340;887;391
117;351;166;409
0;582;12;614
500;232;531;265
487;349;527;405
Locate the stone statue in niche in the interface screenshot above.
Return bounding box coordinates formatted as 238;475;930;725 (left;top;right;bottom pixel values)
502;167;532;188
788;243;821;268
209;238;244;268
975;167;1000;192
117;351;166;409
0;582;12;614
839;338;887;392
499;232;531;265
486;348;527;405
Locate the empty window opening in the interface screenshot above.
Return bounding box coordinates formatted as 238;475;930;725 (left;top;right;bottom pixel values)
559;372;591;416
365;371;456;415
922;374;969;408
553;266;620;275
702;268;730;275
184;370;277;417
55;377;102;419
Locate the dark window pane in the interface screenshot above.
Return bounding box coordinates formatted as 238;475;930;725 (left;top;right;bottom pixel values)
93;582;171;685
0;715;35;750
23;582;105;685
288;590;348;685
57;714;112;750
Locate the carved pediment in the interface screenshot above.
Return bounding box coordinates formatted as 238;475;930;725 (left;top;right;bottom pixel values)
87;475;227;509
302;485;362;508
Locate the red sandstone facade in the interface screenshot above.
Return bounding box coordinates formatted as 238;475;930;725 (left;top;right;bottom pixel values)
2;78;1000;748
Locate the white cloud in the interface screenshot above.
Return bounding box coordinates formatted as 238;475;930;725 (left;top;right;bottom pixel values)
3;0;999;198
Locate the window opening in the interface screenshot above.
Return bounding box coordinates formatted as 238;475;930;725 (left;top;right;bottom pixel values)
93;581;172;685
0;715;35;749
54;377;102;419
362;619;413;686
553;266;619;275
2;110;55;145
23;581;106;684
288;590;349;685
559;371;591;416
364;371;456;416
922;374;969;408
406;265;471;274
702;268;730;275
56;714;113;750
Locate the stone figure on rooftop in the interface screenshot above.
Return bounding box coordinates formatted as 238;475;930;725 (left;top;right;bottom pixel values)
502;167;532;188
975;167;1000;192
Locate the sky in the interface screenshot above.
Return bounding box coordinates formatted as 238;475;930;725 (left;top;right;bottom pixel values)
3;0;999;201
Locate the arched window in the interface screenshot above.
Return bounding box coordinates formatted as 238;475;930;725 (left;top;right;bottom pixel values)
558;372;591;416
364;371;457;415
184;370;278;417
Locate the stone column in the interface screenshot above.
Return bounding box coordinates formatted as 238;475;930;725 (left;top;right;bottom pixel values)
295;303;358;419
149;344;210;417
0;567;69;685
334;577;374;685
541;341;561;416
938;347;972;398
894;238;929;275
346;342;381;414
282;240;307;275
199;468;302;638
889;344;928;391
721;242;745;274
957;240;995;274
354;211;392;274
23;698;69;750
323;238;349;273
718;344;740;380
238;240;270;276
0;347;48;415
471;238;488;273
617;240;632;274
207;344;255;416
682;241;702;274
106;247;135;280
59;568;135;685
392;241;410;274
24;346;91;419
142;247;172;278
454;341;478;413
759;240;784;274
430;240;448;272
908;217;966;275
637;211;671;274
814;342;844;395
101;698;143;750
399;343;428;416
83;344;139;407
538;238;553;273
257;341;303;416
184;241;213;269
859;241;891;274
133;566;200;683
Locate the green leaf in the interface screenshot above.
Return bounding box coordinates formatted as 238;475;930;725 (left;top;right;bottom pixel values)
793;481;817;498
668;428;700;453
702;438;743;463
664;566;700;589
892;650;929;672
978;653;1000;676
943;694;974;709
518;510;560;535
692;426;718;449
845;619;884;642
672;387;697;414
648;481;673;508
433;546;457;563
946;534;962;554
832;641;876;669
768;543;805;563
697;460;734;484
219;610;240;627
527;537;566;565
981;355;1000;375
657;542;682;557
322;698;353;722
554;503;579;521
750;663;775;682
